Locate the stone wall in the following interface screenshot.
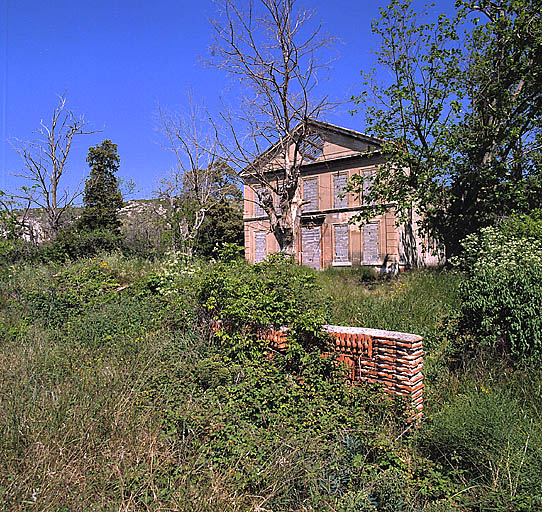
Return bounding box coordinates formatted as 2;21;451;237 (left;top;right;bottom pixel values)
264;324;424;420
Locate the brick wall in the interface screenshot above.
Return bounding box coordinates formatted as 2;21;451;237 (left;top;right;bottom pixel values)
264;324;424;420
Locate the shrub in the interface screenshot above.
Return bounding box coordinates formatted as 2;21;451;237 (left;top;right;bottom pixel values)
456;218;542;362
139;256;417;509
38;227;124;262
196;255;331;365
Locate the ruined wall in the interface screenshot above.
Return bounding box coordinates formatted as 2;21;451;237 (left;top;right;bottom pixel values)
265;324;424;420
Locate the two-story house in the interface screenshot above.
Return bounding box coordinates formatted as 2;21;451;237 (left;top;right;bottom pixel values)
243;120;440;271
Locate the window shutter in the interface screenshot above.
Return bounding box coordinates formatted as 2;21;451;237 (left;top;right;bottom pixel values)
333;224;349;263
254;232;266;262
363;223;379;263
254;188;265;217
303;178;318;212
302;226;321;269
362;171;374;205
334;174;347;208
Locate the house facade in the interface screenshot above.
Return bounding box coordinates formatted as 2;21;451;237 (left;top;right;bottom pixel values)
243;121;440;271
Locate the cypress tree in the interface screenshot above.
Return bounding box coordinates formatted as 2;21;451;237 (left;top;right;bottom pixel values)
79;140;123;232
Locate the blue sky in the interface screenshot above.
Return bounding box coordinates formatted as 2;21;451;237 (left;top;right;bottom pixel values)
0;0;455;200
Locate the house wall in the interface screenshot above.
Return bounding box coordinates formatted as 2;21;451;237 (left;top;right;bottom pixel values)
244;142;440;270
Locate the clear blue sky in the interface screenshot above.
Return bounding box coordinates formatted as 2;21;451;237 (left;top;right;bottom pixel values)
0;0;454;200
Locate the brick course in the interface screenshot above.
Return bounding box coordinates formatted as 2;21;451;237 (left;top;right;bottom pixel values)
264;324;424;420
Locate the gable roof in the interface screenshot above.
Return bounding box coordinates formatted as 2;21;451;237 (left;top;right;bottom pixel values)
242;119;383;177
306;119;383;146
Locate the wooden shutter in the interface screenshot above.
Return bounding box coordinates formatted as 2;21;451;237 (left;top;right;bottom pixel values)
254;188;265;217
254;231;266;263
334;174;347;208
302;226;321;269
303;178;318;212
363;223;379;263
362;171;374;205
333;224;350;263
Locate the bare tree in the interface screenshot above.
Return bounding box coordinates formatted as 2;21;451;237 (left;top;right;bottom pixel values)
10;95;93;239
209;0;336;254
156;101;238;258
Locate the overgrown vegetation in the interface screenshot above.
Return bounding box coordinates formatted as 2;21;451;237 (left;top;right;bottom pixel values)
1;0;540;509
1;244;540;510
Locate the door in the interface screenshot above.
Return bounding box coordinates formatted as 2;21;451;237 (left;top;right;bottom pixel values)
302;226;321;270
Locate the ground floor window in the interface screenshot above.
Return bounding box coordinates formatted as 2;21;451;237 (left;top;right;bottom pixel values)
363;223;379;264
333;224;350;264
254;231;267;263
301;226;321;270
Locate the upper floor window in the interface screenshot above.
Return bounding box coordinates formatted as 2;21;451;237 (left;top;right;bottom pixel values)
303;177;318;212
333;173;347;209
254;187;265;217
362;170;375;205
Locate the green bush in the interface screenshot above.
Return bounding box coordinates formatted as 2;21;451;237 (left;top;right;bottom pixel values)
38;227;124;262
457;218;542;361
5;251;539;510
197;255;331;362
143;335;411;510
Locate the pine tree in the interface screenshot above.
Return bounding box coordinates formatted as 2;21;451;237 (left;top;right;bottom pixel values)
79;140;123;233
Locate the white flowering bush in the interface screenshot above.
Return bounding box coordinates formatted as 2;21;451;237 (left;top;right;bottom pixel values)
456;216;542;361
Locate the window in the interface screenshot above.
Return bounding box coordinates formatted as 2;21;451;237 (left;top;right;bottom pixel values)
254;231;266;262
363;223;379;263
275;183;282;216
333;224;350;264
333;173;347;209
303;177;318;212
275;196;282;216
254;188;265;217
299;133;324;162
302;226;321;269
362;171;375;205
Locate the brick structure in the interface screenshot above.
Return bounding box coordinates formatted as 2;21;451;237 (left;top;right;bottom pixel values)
244;120;441;270
264;324;424;420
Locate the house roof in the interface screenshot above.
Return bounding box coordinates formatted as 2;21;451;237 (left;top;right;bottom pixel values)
242;119;383;177
305;119;383;146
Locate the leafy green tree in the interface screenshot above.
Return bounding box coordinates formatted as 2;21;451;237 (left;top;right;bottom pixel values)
79;140;124;233
193;194;244;258
347;0;541;258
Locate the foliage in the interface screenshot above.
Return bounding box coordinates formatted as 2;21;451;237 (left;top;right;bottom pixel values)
37;226;124;262
156;98;240;259
348;0;542;258
0;253;539;510
193;196;244;258
78;139;124;233
144;257;417;510
347;0;462;230
197;255;331;360
456;216;542;361
318;268;462;347
500;208;542;240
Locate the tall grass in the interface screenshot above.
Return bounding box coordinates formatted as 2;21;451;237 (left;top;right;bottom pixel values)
319;268;462;341
1;256;540;511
